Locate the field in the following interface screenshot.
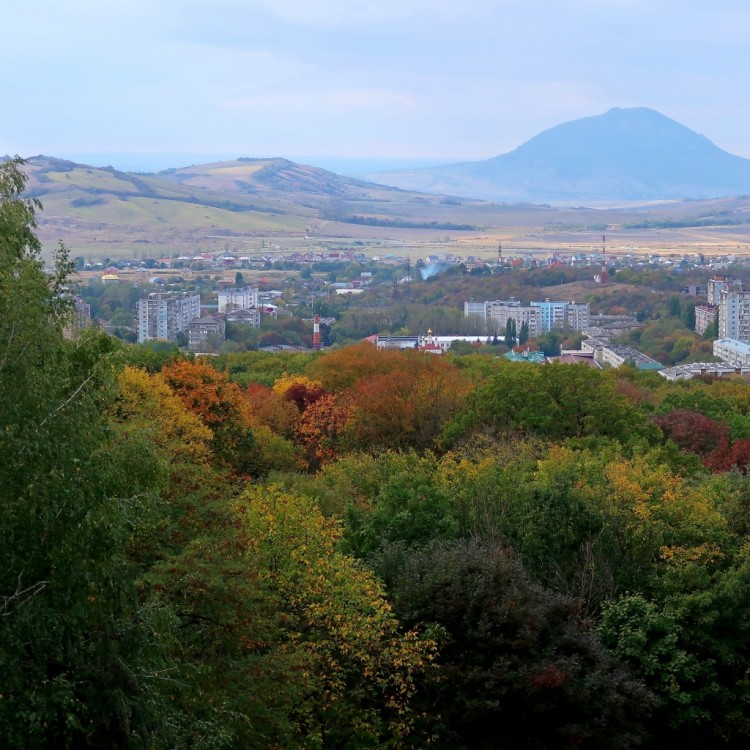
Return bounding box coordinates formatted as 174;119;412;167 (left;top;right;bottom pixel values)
23;156;750;261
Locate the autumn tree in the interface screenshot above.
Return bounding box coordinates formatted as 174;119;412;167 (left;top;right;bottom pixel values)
161;359;259;475
343;351;472;451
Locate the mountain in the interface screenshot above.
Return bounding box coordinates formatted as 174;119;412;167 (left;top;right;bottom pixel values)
18;156;493;255
365;108;750;202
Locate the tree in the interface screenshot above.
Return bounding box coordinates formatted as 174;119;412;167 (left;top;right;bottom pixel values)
519;320;529;345
505;317;516;347
235;270;244;285
682;301;696;331
162;359;258;475
703;316;719;340
151;484;434;748
0;159;176;747
377;539;652;750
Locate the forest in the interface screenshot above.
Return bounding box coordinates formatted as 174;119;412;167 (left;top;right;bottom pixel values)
3;158;750;749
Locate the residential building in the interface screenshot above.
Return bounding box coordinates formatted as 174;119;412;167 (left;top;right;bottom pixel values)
713;338;750;368
718;286;750;342
581;338;662;370
63;296;92;340
137;292;200;343
226;307;261;327
463;301;487;320
188;316;226;352
707;275;733;305
659;361;750;381
530;299;590;332
218;287;259;313
487;301;543;338
694;304;718;336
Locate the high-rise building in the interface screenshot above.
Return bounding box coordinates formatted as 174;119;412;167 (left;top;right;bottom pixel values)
487;301;542;338
137;292;201;343
465;298;589;336
530;299;590;333
708;275;733;305
718;286;750;342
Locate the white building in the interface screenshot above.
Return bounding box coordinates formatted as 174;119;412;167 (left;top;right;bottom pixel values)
530;300;590;333
713;338;750;368
226;307;261;327
218;287;259;313
708;275;733;305
487;301;542;338
718;287;750;342
137;292;201;343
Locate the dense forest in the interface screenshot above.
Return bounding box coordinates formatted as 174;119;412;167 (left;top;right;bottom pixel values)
3;158;750;749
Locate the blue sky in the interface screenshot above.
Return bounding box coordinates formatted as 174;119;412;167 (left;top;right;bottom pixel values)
3;0;750;171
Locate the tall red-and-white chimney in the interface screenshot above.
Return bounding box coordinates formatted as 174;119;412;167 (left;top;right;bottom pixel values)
313;314;321;350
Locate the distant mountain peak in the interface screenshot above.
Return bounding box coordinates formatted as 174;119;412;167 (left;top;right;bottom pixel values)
366;107;750;202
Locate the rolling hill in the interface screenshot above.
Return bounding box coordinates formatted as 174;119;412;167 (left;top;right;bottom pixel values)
14;152;750;259
365;108;750;202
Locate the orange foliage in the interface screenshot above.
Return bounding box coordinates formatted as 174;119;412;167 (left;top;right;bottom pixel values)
244;382;299;436
162;359;252;428
294;393;354;469
344;352;472;451
304;342;408;392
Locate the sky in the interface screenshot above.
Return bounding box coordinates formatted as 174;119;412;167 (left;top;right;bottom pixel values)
3;0;750;172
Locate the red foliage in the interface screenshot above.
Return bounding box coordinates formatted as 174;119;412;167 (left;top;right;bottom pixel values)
653;409;729;462
283;382;326;412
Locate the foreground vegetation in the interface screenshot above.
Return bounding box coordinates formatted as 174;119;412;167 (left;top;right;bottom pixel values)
4;159;750;748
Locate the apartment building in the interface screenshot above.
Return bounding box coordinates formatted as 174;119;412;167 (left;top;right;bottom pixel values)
718;286;750;342
188;316;226;352
530;299;590;333
694;304;718;336
137;292;201;343
218;287;259;313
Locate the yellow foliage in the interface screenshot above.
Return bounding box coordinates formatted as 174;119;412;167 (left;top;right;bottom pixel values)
114;366;213;465
237;485;435;742
272;374;323;398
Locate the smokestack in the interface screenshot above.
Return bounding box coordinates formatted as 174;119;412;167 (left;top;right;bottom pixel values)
313;314;321;350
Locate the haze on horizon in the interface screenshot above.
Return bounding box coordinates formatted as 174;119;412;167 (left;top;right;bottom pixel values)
3;1;750;173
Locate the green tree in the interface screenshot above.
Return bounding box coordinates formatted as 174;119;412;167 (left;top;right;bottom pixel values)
703;316;719;340
377;539;653;750
682;301;696;330
0;158;176;748
518;320;529;345
505;317;517;346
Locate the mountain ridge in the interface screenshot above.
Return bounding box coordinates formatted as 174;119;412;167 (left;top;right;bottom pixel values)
364;108;750;202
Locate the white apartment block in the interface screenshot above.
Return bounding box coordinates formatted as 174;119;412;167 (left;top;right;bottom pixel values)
718;287;750;342
713;338;750;368
531;299;590;333
465;298;589;336
218;287;259;313
137;292;201;343
487;302;542;338
707;275;733;305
